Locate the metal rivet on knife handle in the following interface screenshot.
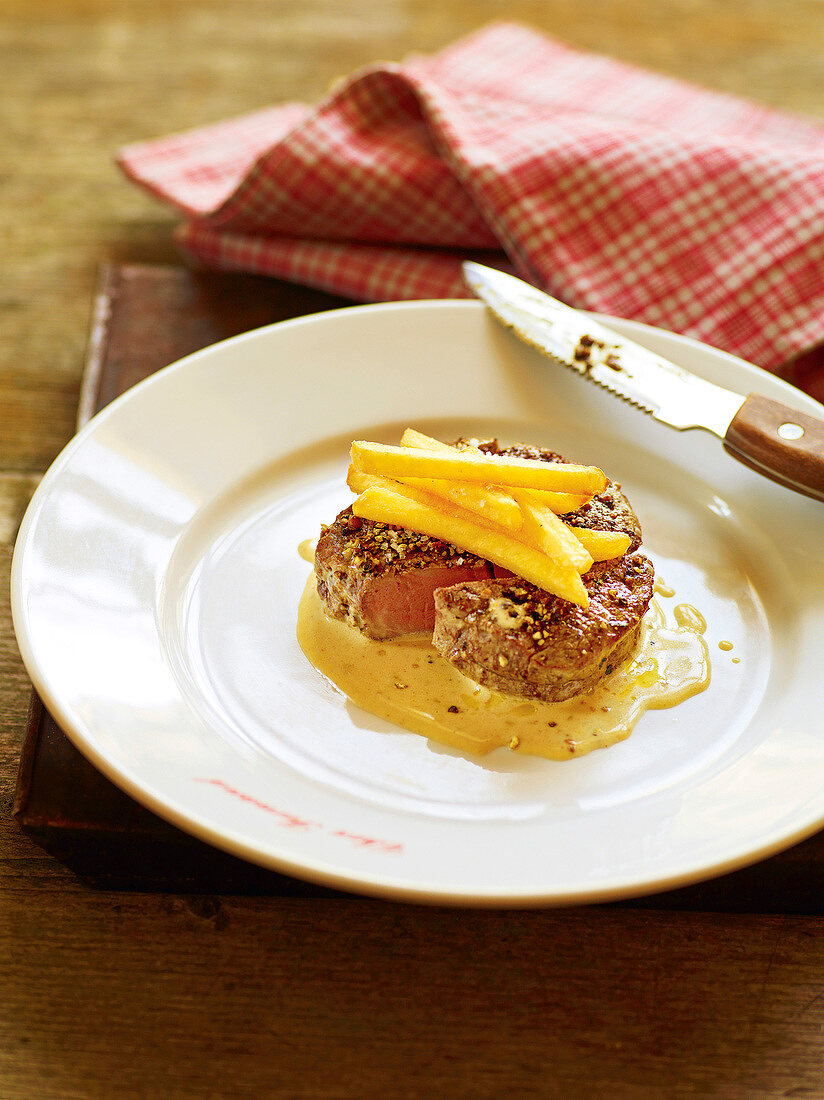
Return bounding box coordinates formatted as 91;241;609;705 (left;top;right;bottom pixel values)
723;394;824;501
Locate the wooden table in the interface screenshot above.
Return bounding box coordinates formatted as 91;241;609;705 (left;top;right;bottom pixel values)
3;3;824;1095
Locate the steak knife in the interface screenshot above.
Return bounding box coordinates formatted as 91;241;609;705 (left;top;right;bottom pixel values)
463;262;824;502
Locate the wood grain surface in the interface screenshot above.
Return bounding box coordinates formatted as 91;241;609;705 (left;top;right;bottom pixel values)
3;2;824;1096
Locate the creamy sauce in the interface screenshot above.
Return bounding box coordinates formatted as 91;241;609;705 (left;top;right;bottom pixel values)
297;576;710;761
673;603;707;633
718;640;734;652
653;577;676;598
298;538;317;563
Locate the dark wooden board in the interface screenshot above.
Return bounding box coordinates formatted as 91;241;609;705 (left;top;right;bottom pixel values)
13;262;824;908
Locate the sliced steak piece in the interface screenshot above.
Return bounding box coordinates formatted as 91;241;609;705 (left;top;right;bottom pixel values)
432;555;655;703
314;507;494;639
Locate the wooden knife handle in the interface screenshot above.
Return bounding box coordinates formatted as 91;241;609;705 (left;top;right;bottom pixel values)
723;393;824;501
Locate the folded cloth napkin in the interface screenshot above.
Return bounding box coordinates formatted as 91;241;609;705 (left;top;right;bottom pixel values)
118;21;824;373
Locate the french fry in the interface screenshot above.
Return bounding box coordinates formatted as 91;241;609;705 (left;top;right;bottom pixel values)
349;467;523;552
346;467;396;496
400;428;454;452
352;484;589;607
349;467;521;529
397;430;522;526
568;527;631;561
399;428;491;459
513;489;593;574
351;441;607;494
400;430;594;514
520;488;592;515
348;468;502;530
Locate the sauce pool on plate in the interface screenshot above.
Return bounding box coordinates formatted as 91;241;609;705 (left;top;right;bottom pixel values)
297;572;710;761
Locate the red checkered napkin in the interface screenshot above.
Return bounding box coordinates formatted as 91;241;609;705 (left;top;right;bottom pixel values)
118;22;824;373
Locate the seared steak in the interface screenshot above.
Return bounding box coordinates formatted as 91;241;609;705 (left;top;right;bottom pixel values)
432;555;655;703
314;439;650;689
314;507;494;639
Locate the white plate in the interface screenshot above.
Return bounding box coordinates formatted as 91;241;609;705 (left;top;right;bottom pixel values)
11;301;824;905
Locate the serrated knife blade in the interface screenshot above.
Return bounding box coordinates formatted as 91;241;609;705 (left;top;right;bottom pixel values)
463;262;824;502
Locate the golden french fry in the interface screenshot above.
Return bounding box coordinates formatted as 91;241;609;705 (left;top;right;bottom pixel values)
347;465;520;527
400;428;452;452
398;430;522;526
568;527;631;561
398;476;522;528
347;467;394;496
351;441;606;493
399;428;486;458
401;430;594;515
353;485;589;607
513;489;593;574
521;488;592;515
348;468;483;522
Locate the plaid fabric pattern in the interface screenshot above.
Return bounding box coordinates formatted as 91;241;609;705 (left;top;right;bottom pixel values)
118;22;824;372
